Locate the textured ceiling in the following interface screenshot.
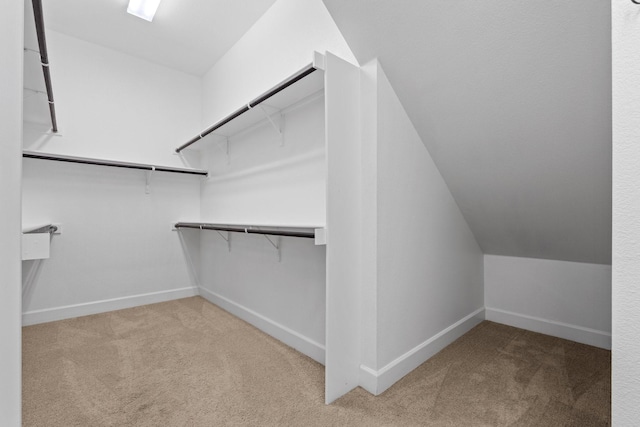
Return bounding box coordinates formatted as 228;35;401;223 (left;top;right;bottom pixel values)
38;0;277;76
323;0;612;264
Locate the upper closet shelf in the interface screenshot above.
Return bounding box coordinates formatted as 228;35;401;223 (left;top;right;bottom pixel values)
23;151;208;176
175;61;325;153
28;0;58;133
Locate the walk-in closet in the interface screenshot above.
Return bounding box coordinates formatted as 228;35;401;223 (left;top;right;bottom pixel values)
1;0;629;425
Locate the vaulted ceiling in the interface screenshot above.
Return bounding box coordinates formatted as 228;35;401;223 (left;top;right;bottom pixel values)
322;0;612;264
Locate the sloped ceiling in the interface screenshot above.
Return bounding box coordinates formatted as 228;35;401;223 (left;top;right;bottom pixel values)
323;0;611;264
38;0;278;76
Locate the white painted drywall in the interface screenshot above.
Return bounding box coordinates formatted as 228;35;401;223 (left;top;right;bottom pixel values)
196;0;357;366
612;1;640;424
23;30;203;169
200;95;326;226
20;31;204;323
485;255;611;348
21;159;201;323
0;1;24;424
200;0;357;128
197;94;327;358
373;62;484;370
198;233;326;358
323;0;611;265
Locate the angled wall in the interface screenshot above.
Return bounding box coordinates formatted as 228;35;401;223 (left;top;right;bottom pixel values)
359;60;484;395
326;0;612;368
323;0;611;266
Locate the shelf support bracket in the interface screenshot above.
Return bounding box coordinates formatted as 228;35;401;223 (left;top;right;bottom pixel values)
145;166;155;194
263;234;281;262
257;105;284;147
215;230;231;252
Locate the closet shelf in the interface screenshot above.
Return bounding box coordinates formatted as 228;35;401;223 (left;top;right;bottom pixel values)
23;224;58;234
175;62;324;153
29;0;58;133
23;151;208;176
174;222;324;240
22;223;58;261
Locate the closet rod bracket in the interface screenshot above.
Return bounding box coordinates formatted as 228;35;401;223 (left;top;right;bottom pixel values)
145;166;155;194
263;234;281;262
215;230;231;252
257;105;284;147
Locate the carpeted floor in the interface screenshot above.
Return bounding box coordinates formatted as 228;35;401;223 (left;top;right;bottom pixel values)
23;297;610;426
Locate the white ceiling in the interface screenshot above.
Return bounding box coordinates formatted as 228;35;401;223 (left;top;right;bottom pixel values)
323;0;612;264
39;0;278;76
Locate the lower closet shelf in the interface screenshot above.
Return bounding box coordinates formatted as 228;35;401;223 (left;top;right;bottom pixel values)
174;222;326;244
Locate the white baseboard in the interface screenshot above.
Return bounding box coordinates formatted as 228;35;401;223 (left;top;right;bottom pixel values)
359;307;485;396
485;307;611;350
22;287;199;326
198;287;326;365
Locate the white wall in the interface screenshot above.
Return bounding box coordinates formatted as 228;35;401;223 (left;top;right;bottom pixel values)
359;61;484;394
201;0;356;126
22;159;201;324
0;1;24;424
200;93;326;226
485;255;611;349
21;31;204;323
612;1;640;424
195;0;357;364
198;95;327;363
23;30;202;169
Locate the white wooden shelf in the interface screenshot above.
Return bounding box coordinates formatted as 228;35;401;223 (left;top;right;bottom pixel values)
23;150;208;176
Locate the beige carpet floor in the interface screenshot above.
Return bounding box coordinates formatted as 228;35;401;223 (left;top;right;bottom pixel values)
23;297;610;426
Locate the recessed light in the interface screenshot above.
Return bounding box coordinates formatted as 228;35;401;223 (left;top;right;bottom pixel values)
127;0;162;22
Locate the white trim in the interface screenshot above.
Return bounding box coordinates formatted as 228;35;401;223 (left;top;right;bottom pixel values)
198;287;325;365
22;287;199;326
359;307;485;395
485;307;611;350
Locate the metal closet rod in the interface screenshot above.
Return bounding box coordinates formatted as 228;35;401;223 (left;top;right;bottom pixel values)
31;0;57;133
174;222;316;239
175;64;318;153
23;151;209;176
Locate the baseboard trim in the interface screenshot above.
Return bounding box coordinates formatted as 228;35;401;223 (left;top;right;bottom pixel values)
485;307;611;350
198;287;326;365
22;287;199;326
359;307;485;396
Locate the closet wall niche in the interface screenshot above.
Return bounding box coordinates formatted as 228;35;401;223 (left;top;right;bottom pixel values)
176;52;362;404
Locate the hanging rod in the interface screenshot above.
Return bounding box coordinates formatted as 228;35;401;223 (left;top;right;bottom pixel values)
31;0;58;133
23;151;208;176
174;222;316;239
175;64;318;153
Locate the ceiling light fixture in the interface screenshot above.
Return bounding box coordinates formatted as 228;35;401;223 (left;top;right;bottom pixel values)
127;0;162;22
